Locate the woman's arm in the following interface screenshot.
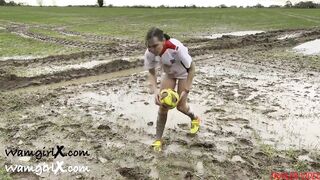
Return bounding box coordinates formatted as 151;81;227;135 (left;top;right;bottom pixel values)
178;61;195;106
184;61;195;91
176;42;194;92
148;68;158;94
148;68;162;106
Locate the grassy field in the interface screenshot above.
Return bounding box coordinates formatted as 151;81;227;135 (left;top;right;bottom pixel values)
0;29;80;58
0;7;320;57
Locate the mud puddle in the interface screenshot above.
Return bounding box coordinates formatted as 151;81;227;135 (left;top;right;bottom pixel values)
0;58;144;90
20;59;116;77
277;32;303;40
0;55;45;61
293;39;320;55
1;27;320;179
5;67;144;93
197;55;320;150
2;27;320;90
69;88;208;140
201;30;264;39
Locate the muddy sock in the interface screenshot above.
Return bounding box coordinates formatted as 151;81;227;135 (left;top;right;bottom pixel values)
156;110;168;140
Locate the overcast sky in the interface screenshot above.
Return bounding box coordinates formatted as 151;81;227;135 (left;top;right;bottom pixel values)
10;0;320;7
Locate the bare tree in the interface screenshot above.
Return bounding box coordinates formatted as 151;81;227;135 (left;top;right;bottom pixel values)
285;0;293;7
218;4;228;8
255;3;264;8
97;0;104;7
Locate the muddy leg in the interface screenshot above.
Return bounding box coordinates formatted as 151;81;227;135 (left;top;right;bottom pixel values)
156;106;169;139
155;74;176;140
176;79;196;121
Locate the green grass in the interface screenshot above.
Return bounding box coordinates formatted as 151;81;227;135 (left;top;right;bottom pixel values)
28;27;116;43
0;29;80;58
28;27;65;38
0;167;12;180
1;7;320;38
0;7;320;57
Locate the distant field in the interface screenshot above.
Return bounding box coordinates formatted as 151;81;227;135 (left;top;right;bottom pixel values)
0;29;80;57
0;7;320;57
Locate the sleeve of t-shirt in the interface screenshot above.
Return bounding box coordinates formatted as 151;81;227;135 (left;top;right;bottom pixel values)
143;49;158;70
177;45;192;69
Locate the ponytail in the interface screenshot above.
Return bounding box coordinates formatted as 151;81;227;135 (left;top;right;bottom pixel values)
164;33;170;40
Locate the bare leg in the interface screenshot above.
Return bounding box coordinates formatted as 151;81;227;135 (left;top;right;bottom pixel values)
176;79;196;121
156;74;176;140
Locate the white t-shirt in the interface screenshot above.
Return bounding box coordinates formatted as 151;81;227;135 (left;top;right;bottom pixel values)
143;38;192;79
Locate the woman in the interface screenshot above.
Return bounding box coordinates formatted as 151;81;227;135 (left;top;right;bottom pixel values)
144;27;201;151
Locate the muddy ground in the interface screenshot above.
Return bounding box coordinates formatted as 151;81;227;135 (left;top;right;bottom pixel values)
0;24;320;179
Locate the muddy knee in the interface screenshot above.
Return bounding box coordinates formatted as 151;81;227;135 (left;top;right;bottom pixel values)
177;104;188;112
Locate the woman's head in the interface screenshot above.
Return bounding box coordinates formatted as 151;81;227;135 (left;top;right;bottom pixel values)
145;27;170;55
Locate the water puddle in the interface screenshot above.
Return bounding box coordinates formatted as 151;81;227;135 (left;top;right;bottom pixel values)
73;90;208;135
198;59;320;150
22;59;114;77
293;39;320;55
8;67;144;95
59;31;78;37
202;31;264;39
0;55;44;61
277;32;302;40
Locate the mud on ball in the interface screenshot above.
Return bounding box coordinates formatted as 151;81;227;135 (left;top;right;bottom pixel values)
160;89;180;109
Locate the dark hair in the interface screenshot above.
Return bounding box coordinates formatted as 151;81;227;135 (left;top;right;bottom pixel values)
145;27;170;46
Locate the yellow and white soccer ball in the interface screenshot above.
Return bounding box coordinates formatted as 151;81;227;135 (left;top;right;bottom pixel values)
160;89;180;109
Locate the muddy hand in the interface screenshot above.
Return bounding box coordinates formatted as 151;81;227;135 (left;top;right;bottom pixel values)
154;93;162;106
154;92;171;109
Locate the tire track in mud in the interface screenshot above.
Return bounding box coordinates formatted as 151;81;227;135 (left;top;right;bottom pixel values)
53;27;141;45
0;58;144;90
1;27;320;91
5;23;145;52
187;28;320;56
279;12;320;23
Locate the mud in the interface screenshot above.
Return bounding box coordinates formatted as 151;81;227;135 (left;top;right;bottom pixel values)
0;55;45;61
0;26;320;179
0;58;144;90
1;27;320;91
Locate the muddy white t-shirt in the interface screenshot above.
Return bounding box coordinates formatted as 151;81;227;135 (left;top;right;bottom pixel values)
144;38;192;79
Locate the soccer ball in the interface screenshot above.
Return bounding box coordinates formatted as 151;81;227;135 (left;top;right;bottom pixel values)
160;89;180;109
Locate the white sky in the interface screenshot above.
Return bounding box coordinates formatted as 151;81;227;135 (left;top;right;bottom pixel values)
10;0;320;7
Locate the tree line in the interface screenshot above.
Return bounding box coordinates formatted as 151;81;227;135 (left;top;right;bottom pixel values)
0;0;21;6
1;0;319;8
96;0;320;8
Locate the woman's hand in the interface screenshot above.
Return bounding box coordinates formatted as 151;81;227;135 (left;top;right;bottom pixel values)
154;92;162;106
154;89;163;106
154;90;171;108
